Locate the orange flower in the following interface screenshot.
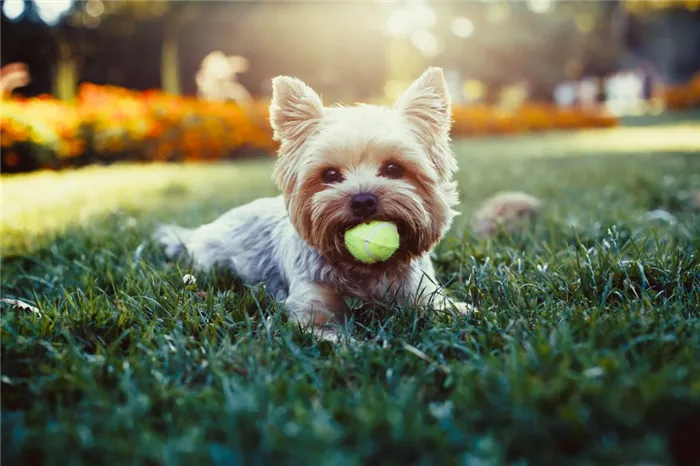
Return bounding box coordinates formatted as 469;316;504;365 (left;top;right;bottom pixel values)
0;82;630;171
3;151;19;167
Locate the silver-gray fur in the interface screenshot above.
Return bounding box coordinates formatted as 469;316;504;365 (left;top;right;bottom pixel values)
153;195;472;341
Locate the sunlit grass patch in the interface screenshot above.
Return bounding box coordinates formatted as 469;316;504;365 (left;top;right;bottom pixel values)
1;161;277;257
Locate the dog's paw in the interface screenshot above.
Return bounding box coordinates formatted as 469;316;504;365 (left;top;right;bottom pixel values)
450;301;478;316
432;298;477;317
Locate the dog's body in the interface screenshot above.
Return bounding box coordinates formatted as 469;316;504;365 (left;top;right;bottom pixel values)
154;67;472;340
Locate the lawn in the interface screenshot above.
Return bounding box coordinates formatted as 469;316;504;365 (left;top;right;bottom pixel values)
2;124;700;465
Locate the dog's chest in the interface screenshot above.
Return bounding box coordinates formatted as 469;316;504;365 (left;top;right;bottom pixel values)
310;256;416;305
333;269;411;305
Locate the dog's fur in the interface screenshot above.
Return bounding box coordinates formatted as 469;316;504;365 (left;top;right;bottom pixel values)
153;67;472;341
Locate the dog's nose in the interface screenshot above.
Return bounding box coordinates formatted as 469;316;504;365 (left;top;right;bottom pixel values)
350;193;378;218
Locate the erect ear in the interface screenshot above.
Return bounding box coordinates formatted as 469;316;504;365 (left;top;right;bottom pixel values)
269;76;324;144
394;67;451;142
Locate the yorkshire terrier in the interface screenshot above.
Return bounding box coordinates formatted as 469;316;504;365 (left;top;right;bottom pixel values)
153;67;473;341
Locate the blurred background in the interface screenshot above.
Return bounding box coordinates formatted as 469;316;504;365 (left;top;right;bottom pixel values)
2;0;700;173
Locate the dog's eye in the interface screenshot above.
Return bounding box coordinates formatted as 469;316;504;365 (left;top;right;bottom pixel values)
380;162;404;179
322;168;343;184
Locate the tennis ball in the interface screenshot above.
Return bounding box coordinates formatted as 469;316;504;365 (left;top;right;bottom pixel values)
344;221;400;264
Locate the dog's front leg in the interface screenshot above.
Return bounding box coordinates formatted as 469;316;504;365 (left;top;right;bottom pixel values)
410;257;475;317
284;281;348;342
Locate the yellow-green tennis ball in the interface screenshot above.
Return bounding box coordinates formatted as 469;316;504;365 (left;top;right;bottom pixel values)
344;221;400;264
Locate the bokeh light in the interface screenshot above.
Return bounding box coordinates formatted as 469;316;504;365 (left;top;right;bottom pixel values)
411;29;440;57
462;79;486;102
33;0;74;26
85;0;104;18
575;13;596;33
385;1;436;38
451;17;474;39
527;0;555;15
487;2;510;23
386;8;413;38
2;0;25;21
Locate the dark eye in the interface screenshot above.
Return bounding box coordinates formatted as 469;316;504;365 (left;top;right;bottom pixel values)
380;162;404;179
322;168;343;184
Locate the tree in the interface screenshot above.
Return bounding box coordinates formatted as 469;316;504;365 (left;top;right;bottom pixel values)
92;1;241;95
9;0;102;101
32;0;227;99
616;0;700;83
431;1;623;98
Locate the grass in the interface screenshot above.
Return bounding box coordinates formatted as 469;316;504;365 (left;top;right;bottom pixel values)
2;124;700;465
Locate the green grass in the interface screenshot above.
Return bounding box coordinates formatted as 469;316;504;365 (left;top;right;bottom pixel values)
2;126;700;465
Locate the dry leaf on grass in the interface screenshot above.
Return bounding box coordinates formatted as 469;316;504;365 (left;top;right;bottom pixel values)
472;191;543;237
0;298;42;318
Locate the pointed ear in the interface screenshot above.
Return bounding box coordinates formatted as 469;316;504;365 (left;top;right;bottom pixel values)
269;76;324;144
394;67;451;141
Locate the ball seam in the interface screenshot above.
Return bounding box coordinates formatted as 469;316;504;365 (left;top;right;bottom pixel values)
363;222;383;262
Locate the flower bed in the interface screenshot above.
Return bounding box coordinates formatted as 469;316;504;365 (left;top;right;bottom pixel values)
662;72;700;110
451;104;617;136
2;83;619;173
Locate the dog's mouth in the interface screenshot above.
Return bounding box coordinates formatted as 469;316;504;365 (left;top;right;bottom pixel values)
332;218;414;265
341;218;408;237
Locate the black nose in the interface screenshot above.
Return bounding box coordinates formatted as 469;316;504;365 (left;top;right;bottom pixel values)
350;193;378;218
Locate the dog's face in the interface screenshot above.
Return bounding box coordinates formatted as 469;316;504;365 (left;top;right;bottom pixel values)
269;67;459;264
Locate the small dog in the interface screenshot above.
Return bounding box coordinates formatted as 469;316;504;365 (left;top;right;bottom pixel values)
154;67;472;341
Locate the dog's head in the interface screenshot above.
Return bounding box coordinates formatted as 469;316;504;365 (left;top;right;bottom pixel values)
269;67;459;265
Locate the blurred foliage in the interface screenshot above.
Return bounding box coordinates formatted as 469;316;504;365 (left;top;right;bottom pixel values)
0;83;276;172
87;1;209;94
663;71;700;109
624;0;700;13
0;82;623;174
64;0;171;31
431;1;623;89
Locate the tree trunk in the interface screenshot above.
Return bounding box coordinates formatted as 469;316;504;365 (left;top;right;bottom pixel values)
53;36;77;101
161;20;181;95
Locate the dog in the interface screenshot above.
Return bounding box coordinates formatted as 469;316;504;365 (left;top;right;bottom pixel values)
153;67;473;341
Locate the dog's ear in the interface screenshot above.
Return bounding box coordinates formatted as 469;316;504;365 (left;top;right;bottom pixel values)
394;67;451;142
269;76;324;144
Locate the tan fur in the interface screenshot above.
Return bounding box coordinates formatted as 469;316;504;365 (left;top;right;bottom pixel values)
154;68;474;343
271;69;459;264
268;67;469;338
